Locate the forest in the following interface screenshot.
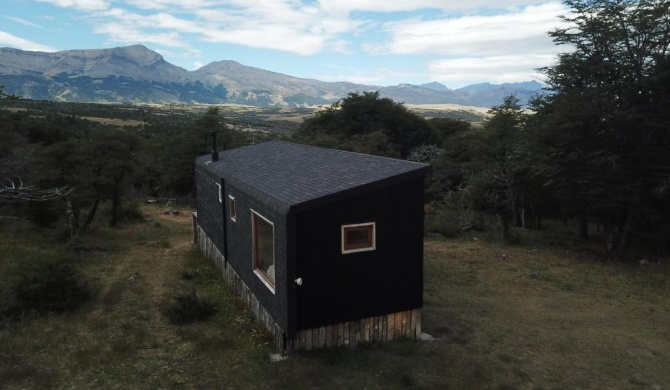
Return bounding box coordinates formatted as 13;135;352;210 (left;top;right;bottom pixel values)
2;0;670;262
0;0;670;260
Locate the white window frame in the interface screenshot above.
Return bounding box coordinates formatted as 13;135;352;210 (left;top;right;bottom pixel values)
341;222;376;254
251;209;275;294
228;195;236;222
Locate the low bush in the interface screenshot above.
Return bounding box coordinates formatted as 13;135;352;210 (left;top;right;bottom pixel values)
13;261;91;314
425;207;461;238
161;287;216;325
1;260;91;325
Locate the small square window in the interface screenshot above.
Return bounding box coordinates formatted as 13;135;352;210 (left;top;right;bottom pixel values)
228;195;236;221
342;222;376;254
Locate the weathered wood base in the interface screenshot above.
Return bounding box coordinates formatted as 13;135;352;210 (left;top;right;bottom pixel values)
287;309;421;352
193;213;421;354
193;213;285;352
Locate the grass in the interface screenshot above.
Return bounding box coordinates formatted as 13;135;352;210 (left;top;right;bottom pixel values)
1;205;669;389
422;236;669;389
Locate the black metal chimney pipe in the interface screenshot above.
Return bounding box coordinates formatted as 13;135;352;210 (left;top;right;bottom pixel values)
210;131;219;161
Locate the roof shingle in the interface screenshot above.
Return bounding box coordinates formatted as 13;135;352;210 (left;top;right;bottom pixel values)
196;140;430;212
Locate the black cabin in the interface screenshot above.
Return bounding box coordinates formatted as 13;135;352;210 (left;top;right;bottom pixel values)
192;140;430;352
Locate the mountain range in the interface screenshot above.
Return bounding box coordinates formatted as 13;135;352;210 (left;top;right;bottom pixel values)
0;45;544;108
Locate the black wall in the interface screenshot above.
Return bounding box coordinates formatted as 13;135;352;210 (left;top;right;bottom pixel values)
195;165;225;253
220;182;290;334
293;178;425;330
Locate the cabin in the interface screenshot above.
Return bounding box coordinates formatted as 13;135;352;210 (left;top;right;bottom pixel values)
192;140;430;353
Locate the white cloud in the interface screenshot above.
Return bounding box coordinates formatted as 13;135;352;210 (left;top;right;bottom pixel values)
41;1;359;56
194;11;336;54
1;16;46;29
429;55;556;72
23;0;569;59
93;22;193;50
101;9;203;34
366;2;568;56
316;66;424;85
0;31;57;51
87;7;205;53
191;2;361;55
353;2;569;86
36;0;110;11
201;27;327;55
427;54;555;86
318;0;540;13
124;0;217;10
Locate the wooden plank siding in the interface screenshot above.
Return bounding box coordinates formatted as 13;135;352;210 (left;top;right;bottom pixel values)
194;214;421;355
285;309;421;352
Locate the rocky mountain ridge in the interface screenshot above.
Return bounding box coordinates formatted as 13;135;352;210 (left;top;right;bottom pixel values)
0;45;544;107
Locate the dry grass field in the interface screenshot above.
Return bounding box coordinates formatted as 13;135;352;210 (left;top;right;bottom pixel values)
79;116;147;127
406;103;490;115
1;204;668;389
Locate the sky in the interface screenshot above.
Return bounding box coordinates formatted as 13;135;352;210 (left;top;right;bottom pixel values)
0;0;572;89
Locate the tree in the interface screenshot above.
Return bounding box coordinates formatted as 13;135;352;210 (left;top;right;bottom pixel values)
465;95;529;243
534;0;670;258
158;107;238;197
34;130;141;234
0;109;72;206
194;107;232;149
295;92;436;158
413;118;475;202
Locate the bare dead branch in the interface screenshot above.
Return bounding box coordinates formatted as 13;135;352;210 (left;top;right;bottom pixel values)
0;178;72;202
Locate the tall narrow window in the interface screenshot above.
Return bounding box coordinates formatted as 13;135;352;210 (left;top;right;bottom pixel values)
252;210;275;292
228;195;236;221
342;222;376;254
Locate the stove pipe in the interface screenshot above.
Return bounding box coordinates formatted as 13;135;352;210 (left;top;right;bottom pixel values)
211;131;219;162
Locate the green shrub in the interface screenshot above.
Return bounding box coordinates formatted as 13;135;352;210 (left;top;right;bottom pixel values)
425;207;461;238
116;201;145;223
161;288;216;325
13;261;91;314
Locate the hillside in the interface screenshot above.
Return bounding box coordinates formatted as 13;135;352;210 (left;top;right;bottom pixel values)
0;45;543;107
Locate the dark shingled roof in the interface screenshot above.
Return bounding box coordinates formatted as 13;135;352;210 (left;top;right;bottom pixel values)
196;140;430;213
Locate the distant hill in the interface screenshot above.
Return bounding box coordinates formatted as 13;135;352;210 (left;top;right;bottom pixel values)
0;45;544;107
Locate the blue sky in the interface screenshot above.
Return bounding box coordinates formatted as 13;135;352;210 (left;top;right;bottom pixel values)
0;0;570;88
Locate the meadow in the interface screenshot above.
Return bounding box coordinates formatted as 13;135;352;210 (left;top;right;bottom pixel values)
1;204;668;389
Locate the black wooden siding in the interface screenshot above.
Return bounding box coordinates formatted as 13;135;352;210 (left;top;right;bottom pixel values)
195;165;225;253
223;183;290;333
292;177;425;330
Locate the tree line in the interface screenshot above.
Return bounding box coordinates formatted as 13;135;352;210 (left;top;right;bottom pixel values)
0;102;262;234
2;0;669;260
